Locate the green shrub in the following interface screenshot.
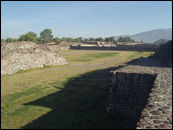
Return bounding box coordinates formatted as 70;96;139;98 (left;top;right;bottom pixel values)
19;31;37;42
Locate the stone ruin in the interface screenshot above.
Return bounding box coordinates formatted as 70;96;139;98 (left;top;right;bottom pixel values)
1;42;68;75
155;40;172;66
107;40;172;129
107;61;172;129
70;43;158;52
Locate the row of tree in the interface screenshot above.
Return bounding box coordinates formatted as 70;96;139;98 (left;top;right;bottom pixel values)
1;29;56;44
1;29;136;44
60;36;116;43
117;37;135;43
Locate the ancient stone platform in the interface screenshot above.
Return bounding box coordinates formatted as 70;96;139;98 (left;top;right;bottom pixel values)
107;56;172;129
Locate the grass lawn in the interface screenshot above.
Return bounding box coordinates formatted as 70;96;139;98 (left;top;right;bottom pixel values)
1;50;154;129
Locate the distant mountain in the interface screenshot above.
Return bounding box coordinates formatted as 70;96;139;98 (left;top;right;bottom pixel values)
115;28;172;43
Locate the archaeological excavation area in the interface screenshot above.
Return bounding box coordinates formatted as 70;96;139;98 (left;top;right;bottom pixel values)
1;40;172;129
107;40;172;129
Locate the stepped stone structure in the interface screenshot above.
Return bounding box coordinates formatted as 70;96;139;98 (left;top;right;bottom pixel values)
107;56;172;129
107;41;172;129
1;42;68;75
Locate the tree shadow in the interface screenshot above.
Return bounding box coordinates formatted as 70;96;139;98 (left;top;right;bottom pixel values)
21;56;161;129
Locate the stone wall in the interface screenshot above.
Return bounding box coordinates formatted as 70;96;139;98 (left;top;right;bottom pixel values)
155;40;172;66
70;44;158;52
1;42;68;75
108;72;156;112
107;57;172;129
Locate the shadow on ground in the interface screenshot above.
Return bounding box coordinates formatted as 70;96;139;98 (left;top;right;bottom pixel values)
126;55;171;67
21;56;160;129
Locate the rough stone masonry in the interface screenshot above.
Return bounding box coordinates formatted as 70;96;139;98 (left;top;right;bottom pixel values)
1;42;68;75
108;58;172;129
107;40;172;129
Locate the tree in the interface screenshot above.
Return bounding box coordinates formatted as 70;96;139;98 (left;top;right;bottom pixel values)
39;29;53;43
1;39;5;42
5;38;11;42
83;38;89;42
89;38;95;41
5;37;18;42
118;37;135;42
96;37;104;42
62;37;75;42
74;37;83;42
104;37;115;43
19;31;37;42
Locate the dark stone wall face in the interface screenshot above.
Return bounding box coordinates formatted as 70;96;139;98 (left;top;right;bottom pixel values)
155;40;172;66
70;44;158;52
107;72;157;128
114;73;156;106
111;73;156;117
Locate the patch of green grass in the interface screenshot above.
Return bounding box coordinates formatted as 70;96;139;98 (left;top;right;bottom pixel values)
14;64;58;75
86;52;119;58
43;64;53;68
15;68;42;74
72;52;119;62
127;51;154;59
73;58;94;62
1;70;110;129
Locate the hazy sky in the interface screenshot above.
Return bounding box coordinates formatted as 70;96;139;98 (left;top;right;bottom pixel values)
1;1;172;39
